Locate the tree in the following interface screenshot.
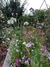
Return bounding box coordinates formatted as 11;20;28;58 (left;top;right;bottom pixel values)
0;0;26;19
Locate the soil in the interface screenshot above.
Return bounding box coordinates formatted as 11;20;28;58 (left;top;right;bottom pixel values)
0;63;3;67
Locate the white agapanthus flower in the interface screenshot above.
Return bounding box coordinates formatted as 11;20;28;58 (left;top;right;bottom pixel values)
10;17;14;20
14;18;16;22
7;20;11;24
7;17;16;24
10;20;14;24
10;17;16;22
24;21;29;26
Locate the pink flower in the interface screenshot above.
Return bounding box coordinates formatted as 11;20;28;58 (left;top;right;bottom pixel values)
15;58;21;63
14;58;21;67
22;56;27;61
41;46;46;52
14;63;18;66
46;38;48;40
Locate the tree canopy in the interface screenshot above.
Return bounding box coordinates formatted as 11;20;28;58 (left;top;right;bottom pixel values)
0;0;26;19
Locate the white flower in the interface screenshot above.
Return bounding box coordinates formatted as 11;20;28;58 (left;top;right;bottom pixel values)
16;39;18;42
8;31;11;34
7;17;16;24
7;49;9;51
41;23;44;26
15;44;17;46
7;38;10;40
24;21;29;25
25;60;29;64
11;13;14;16
2;41;5;43
14;18;16;22
10;17;14;20
47;52;50;60
22;56;26;60
16;49;19;52
23;42;26;45
10;17;16;22
10;20;14;24
3;35;6;38
7;20;11;24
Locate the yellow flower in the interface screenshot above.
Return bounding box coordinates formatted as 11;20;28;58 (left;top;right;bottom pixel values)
30;30;35;34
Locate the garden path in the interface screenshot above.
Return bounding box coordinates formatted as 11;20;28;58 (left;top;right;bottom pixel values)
2;48;10;67
2;43;13;67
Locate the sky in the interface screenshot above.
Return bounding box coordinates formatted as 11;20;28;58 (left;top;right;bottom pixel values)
25;0;50;9
21;0;50;14
27;0;50;9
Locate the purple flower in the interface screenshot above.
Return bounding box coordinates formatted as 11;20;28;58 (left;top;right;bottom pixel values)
14;63;18;66
26;42;33;47
41;46;46;52
22;56;27;61
47;53;50;60
15;58;21;63
25;59;29;64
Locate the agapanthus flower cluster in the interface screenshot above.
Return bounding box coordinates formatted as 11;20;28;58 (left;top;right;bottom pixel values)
7;17;16;24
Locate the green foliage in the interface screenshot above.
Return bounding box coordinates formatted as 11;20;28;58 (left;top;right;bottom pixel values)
0;0;26;19
9;26;50;67
34;9;44;22
20;8;50;27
